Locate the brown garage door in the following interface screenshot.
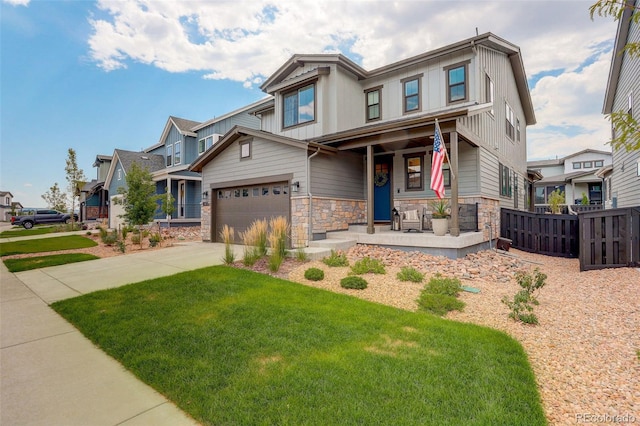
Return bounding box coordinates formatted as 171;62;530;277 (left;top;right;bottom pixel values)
215;182;290;242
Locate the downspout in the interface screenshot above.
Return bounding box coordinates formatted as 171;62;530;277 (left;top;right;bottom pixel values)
307;146;321;244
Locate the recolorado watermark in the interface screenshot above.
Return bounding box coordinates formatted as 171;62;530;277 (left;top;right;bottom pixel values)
576;413;637;423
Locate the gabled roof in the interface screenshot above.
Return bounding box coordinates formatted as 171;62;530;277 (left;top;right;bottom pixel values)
527;149;612;167
189;126;337;173
261;32;535;125
145;116;202;152
0;191;13;198
603;0;637;113
104;149;165;190
93;154;112;167
537;170;594;184
192;97;274;131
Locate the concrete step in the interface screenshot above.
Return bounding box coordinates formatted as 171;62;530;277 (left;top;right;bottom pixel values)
346;224;392;233
308;237;357;252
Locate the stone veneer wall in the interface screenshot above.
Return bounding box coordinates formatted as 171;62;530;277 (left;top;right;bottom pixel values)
393;196;501;241
291;196;366;247
201;203;211;241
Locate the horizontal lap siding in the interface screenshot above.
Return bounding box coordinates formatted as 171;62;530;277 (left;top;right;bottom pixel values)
311;152;364;199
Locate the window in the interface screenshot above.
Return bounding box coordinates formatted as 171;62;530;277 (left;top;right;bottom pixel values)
402;75;422;113
446;63;467;103
486;74;494;115
174;142;181;165
628;91;633;115
283;84;315;128
117;169;122;180
573;162;582;169
505;103;515;140
594;160;604;168
516;118;521;142
253;188;260;197
499;163;512;197
583;161;592;168
198;136;213;155
240;141;251;159
365;87;381;121
166;145;173;167
405;154;424;191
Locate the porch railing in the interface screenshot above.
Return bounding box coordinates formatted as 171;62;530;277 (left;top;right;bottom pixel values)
154;203;201;220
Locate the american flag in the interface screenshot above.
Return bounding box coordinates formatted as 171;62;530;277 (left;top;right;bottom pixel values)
430;119;447;199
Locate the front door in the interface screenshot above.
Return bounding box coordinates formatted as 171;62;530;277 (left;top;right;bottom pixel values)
374;157;392;221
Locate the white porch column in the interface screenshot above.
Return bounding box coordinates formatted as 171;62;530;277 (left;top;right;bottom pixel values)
449;131;460;237
366;145;375;234
166;177;172;221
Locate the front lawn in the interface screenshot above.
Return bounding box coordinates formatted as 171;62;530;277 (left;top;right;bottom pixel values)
0;226;57;238
0;235;97;257
3;253;100;272
52;266;546;425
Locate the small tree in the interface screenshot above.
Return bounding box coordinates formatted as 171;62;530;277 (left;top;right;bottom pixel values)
159;187;176;230
42;182;69;212
116;162;157;249
65;148;86;226
548;189;565;214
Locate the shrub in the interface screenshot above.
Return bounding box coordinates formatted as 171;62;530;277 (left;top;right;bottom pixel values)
350;257;386;275
502;268;547;325
396;266;424;283
548;189;565;214
220;225;236;265
101;229;118;246
322;250;349;267
304;267;324;281
149;233;162;247
424;274;461;296
417;293;465;316
116;240;126;253
340;276;368;290
131;234;141;245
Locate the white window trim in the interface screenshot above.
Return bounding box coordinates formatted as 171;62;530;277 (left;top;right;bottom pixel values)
174;141;182;165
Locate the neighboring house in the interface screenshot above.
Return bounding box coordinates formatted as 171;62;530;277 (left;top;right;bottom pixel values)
191;32;536;248
79;154;112;221
0;191;19;222
602;0;640;208
103;99;269;229
528;149;612;206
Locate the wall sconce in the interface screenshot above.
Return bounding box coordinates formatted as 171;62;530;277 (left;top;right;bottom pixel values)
202;190;209;200
292;181;300;192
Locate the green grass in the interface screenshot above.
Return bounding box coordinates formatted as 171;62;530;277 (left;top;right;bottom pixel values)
0;235;97;257
52;266;546;425
3;253;100;272
0;226;57;238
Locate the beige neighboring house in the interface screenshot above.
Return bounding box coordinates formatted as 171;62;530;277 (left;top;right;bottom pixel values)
601;0;640;208
0;191;22;222
528;149;612;207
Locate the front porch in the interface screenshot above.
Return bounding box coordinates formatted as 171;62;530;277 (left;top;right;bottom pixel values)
309;224;489;259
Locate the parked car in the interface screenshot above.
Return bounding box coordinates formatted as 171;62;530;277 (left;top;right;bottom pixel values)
10;209;78;229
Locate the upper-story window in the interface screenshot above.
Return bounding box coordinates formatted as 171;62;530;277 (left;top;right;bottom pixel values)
446;63;468;103
240;141;251;160
594;160;604;167
174;142;181;165
402;75;422;113
516;118;521;142
486;74;494;115
505;102;515;140
583;161;593;168
166;145;173;167
573;162;582;169
365;87;382;122
198;136;214;155
283;84;315;128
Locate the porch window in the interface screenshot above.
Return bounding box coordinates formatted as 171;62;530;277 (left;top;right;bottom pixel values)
404;153;424;191
166;145;173;167
499;163;512;197
505;102;515;140
402;75;422;113
283;84;315;128
446;63;467;103
174;142;181;165
365;87;381;121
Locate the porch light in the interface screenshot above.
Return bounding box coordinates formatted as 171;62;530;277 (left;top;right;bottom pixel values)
202;190;209;200
292;181;300;192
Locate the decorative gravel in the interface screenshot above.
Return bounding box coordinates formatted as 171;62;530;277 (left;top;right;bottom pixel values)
288;245;640;425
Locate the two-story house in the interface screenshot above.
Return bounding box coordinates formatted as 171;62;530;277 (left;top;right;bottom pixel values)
191;33;536;249
80;154;112;221
0;191;22;222
528;149;612;207
601;0;640;208
103;100;269;229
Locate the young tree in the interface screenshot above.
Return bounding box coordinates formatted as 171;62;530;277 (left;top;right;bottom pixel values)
65;148;86;226
590;0;640;152
159;187;176;230
42;182;69;212
116;162;158;248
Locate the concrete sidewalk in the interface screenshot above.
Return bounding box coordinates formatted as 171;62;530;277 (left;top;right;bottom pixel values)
1;241;242;426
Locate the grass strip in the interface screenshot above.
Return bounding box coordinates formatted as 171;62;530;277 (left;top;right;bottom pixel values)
53;266;546;426
0;227;56;238
0;235;97;256
4;253;100;272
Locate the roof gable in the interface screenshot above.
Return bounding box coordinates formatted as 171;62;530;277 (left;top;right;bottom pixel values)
104;149;165;189
146;116;201;152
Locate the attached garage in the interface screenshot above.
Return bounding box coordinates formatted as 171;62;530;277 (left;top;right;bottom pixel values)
213;179;290;242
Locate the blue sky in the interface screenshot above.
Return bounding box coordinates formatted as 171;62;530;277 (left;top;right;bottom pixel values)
1;0;617;208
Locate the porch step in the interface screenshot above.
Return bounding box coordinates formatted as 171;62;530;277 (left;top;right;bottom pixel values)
308;237;357;252
347;224;392;233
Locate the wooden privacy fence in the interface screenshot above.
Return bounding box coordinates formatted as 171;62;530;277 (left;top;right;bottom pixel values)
500;209;579;258
579;207;640;271
501;207;640;271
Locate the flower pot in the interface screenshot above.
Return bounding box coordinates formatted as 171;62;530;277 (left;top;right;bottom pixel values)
432;218;448;236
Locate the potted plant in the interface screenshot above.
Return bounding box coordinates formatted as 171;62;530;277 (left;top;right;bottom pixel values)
431;199;449;236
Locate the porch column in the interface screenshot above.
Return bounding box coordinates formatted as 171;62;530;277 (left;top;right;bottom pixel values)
166;177;172;220
366;145;375;234
529;180;536;212
449;131;460;237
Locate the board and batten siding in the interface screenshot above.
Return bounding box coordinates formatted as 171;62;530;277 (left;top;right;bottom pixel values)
611;14;640;207
310;151;364;199
201;137;307;192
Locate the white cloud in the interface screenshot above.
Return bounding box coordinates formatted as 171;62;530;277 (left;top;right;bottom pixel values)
87;0;619;160
2;0;30;6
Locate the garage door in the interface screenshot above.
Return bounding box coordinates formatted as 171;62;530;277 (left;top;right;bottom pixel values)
215;181;290;243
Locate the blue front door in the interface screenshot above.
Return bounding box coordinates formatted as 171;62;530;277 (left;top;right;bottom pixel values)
374;158;392;221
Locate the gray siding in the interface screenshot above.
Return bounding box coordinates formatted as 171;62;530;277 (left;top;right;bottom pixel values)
310;151;364;199
108;161;127;195
611;16;640;207
479;147;499;200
